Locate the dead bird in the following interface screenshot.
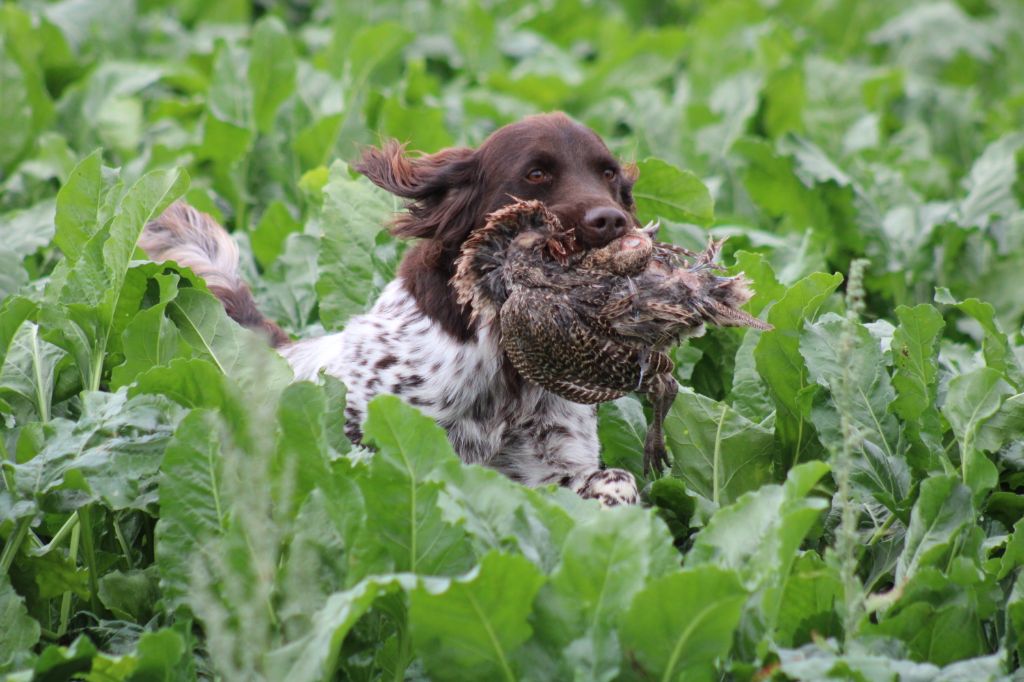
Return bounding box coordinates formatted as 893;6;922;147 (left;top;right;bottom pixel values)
453;200;772;475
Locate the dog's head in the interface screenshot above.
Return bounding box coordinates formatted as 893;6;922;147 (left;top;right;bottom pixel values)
356;112;639;339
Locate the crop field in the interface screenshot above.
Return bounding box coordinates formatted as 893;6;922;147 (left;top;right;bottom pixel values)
2;0;1024;679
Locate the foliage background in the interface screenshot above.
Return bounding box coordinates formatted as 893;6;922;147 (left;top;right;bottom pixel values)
2;0;1024;679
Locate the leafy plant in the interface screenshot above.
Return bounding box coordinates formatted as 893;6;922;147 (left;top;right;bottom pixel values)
2;0;1024;680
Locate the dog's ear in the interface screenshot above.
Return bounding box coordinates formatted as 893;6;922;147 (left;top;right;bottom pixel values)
356;140;477;201
356;140;482;249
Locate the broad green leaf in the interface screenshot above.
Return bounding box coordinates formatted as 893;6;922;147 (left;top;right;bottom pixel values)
8;389;183;513
97;567;160;622
938;291;1024;389
251;200;301;268
315;163;397;329
52;150;108;262
688;461;830;649
532;509;677;680
634;158;714;226
958;133;1024;230
896;475;973;585
274;381;331;517
800;313;910;514
0;573;39;673
0;38;33;172
870;567;990;666
202;40;253;163
754;271;843;468
0;320;66;422
357;395;472;577
597;395;648;476
155;409;229;613
976;393;1024;454
891;304;944;421
109;270;189;389
266;574;416;682
664;387;775;507
619;566;746;682
249;17;296;134
941;368;1013;503
891;304;947;473
775;552;842;647
410;551;545;682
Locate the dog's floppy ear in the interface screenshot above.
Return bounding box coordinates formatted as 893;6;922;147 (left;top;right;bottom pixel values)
356;140;482;249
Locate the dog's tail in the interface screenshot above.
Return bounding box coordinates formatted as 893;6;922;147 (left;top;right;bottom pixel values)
140;201;289;347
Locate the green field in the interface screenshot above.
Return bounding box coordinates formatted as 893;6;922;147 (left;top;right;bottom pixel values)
2;0;1024;679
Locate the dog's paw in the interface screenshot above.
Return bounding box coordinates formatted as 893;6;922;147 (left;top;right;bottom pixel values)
576;468;639;507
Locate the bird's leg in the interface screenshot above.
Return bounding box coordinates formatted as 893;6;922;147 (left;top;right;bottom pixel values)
642;372;678;476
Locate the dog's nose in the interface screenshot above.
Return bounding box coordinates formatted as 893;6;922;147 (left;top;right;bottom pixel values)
581;207;629;246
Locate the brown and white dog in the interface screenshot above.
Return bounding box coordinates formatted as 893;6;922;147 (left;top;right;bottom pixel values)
141;113;643;505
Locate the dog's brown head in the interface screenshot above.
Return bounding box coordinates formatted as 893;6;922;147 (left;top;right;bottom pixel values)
356;112;639;340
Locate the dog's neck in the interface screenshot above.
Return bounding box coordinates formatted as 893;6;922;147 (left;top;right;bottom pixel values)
397;240;476;342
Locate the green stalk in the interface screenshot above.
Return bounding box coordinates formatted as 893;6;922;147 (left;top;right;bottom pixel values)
57;520;81;638
78;507;101;613
112;515;134;570
0;517;31;574
36;514;79;556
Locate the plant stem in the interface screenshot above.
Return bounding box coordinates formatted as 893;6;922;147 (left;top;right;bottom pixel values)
57;520;81;638
0;517;31;574
112;515;134;570
78;507;101;613
35;514;79;556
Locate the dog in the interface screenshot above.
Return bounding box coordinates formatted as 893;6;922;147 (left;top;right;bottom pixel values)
141;113;643;505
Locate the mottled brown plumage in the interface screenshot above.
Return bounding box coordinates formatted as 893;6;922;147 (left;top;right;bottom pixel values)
453;200;772;474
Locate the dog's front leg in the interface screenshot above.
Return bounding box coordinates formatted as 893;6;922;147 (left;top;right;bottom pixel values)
494;397;639;506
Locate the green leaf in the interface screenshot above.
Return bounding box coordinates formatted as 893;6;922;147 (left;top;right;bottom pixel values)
664;387;776;508
870;567;990;666
409;551;545;682
202;40;253;163
633;158;714;226
597;395;648;476
891;304;944;422
0;38;33;172
249;17;296;134
754;271;843;468
941;367;1013;503
800;313;910;514
155;409;229;613
687;461;830;648
8;389;183;512
97;566;160;622
532;509;677;680
52;150;110;262
619;566;746;682
0;573;40;673
896;475;973;584
0;320;66;422
357;395;472;577
266;574;416;682
940;293;1024;389
775;552;842;647
110;270;189;389
315;163;397;329
251;200;301;268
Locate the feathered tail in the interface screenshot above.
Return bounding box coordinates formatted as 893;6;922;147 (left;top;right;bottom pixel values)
139;201;289;347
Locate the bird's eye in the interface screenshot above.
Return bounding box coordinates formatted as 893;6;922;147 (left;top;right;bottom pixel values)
603;168;617;181
526;169;548;183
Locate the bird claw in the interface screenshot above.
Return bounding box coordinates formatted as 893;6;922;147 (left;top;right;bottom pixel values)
642;430;671;476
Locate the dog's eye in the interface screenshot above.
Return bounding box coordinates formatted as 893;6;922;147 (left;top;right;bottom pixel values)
525;169;549;183
603;168;617;181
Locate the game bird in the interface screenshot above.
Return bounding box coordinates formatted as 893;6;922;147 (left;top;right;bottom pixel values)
454;200;772;475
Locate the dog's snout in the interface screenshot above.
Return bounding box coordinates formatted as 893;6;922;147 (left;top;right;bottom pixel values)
580;207;629;246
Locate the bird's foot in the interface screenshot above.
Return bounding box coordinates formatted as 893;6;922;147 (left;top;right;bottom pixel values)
643;429;671;477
